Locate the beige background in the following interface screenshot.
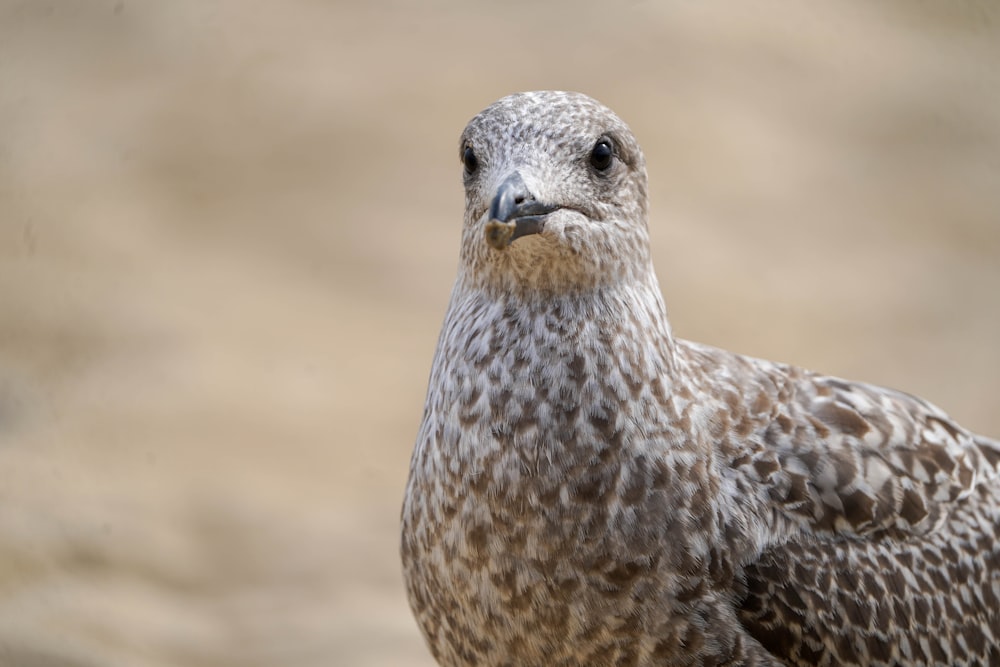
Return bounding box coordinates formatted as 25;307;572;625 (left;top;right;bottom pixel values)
1;1;998;665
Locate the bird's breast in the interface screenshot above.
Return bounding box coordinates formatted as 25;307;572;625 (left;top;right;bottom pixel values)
401;289;733;664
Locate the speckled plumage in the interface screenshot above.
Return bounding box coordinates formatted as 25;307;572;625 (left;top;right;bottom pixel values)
401;91;1000;667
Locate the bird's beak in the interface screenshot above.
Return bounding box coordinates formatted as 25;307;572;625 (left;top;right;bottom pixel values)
484;171;559;250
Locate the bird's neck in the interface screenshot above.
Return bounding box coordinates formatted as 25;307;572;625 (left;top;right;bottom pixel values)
445;272;677;377
424;274;680;467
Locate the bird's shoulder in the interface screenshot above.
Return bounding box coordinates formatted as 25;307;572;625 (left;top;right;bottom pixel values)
674;339;1000;538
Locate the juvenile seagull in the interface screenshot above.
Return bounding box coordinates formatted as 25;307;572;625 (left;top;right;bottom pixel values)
401;91;1000;666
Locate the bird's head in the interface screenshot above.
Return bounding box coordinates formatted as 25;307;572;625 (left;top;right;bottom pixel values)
457;91;651;295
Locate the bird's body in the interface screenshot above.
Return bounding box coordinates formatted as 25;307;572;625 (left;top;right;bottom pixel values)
401;91;1000;666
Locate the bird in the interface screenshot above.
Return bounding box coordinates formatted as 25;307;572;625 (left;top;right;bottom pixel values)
400;90;1000;667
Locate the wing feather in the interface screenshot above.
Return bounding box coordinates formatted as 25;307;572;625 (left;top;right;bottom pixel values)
675;341;1000;665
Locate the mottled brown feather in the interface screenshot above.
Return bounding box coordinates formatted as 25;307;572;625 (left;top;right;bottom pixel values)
401;91;1000;667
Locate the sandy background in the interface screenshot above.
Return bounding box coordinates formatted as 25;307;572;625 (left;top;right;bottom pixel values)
0;1;998;665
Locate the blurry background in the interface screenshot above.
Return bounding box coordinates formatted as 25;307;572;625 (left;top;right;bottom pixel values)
0;1;998;665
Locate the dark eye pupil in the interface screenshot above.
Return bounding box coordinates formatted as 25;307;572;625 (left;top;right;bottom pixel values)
462;146;478;174
590;139;613;171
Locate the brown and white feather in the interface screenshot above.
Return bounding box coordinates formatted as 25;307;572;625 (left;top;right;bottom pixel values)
401;91;1000;667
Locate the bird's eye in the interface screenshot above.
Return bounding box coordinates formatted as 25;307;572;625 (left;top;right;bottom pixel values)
589;138;614;172
462;145;478;175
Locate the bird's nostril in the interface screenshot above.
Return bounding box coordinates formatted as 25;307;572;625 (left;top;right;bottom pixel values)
514;194;526;204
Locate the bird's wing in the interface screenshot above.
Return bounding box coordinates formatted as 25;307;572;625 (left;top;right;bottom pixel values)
729;362;1000;665
677;341;1000;664
679;340;1000;538
756;363;1000;537
737;481;1000;666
